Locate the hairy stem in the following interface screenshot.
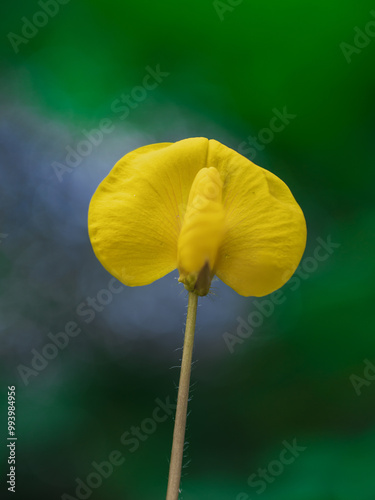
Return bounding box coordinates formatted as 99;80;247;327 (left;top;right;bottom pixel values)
166;292;198;500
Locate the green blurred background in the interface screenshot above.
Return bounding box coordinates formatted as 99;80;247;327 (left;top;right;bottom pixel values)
1;1;375;499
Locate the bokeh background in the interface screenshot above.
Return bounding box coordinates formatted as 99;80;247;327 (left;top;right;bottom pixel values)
1;1;375;499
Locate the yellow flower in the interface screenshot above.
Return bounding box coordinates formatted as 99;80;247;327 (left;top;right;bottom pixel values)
88;138;306;297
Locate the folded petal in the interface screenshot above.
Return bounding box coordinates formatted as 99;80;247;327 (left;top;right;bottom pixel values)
177;166;225;295
209;140;307;297
88;138;209;286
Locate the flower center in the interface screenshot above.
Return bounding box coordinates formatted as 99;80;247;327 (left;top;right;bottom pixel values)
177;167;225;296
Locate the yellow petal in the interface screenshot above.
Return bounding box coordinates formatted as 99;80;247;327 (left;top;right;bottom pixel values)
88;138;209;286
209;140;306;297
89;138;306;296
177;166;225;295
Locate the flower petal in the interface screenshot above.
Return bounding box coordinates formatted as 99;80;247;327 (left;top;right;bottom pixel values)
208;140;307;297
88;138;209;286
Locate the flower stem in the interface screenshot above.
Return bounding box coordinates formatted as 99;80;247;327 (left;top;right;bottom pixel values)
166;291;198;500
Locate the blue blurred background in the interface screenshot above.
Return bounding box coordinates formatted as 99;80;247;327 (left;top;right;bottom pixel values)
1;1;375;499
